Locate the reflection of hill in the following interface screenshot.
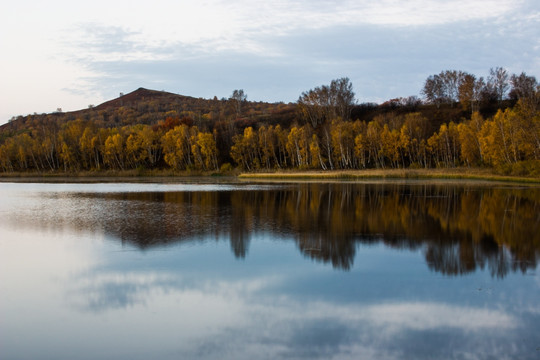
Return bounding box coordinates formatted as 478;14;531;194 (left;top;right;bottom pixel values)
6;183;539;276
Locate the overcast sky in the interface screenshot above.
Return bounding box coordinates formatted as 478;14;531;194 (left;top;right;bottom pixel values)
1;0;538;125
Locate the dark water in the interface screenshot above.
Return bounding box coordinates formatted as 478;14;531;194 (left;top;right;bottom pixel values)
0;180;539;360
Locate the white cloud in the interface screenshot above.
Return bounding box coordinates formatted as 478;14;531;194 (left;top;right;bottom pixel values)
359;302;517;332
61;269;521;359
353;0;519;26
60;0;525;59
67;268;518;333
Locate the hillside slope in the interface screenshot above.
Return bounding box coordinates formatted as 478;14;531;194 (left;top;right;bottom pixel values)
0;88;297;136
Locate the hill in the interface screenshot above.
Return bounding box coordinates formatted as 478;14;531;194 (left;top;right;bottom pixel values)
0;87;297;136
92;88;186;111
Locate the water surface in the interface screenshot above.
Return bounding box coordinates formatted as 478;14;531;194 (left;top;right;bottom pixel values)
0;180;539;359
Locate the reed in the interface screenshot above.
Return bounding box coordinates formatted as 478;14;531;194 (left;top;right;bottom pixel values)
238;168;540;183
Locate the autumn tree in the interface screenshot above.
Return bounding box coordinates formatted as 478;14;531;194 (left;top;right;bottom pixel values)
194;131;218;171
330;118;358;169
428;122;460;167
401;113;430;167
231;127;260;170
365;120;384;168
125;126;148;168
457;112;485;166
379;124;400;168
478;109;524;166
80;126;99;169
258;125;288;169
296;78;355;169
58;119;87;171
353;121;369;168
459;74;486;114
103;131;126;170
162;124;195;170
457;121;480;166
286;126;312;169
140;126;162;166
0;140;15;172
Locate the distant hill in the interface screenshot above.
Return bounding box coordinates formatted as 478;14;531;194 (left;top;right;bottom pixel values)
92;87;192;111
0;87;298;136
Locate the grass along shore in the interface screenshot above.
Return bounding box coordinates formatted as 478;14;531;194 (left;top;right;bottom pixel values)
1;167;539;184
0;168;237;181
238;168;540;183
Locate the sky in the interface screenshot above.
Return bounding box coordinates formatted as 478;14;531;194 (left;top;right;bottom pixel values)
1;0;539;125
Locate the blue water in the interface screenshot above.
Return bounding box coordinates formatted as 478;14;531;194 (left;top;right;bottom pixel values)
0;181;538;360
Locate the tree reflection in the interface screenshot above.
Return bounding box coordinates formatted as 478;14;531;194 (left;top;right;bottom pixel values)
7;183;539;277
84;183;538;277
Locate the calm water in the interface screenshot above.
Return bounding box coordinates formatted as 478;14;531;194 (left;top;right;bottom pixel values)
0;180;539;360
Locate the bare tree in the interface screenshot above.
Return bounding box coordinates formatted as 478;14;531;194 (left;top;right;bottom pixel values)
422;74;445;107
297;77;356;127
444;70;464;104
510;72;539;112
488;67;509;103
423;70;467;107
509;72;537;101
229;89;247;116
330;77;355;120
472;76;486;112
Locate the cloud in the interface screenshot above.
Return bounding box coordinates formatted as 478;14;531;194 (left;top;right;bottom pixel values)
66;8;539;104
63;267;523;359
360;302;517;332
66;0;525;60
67;268;518;330
347;0;519;26
65;267;523;359
67;273;177;311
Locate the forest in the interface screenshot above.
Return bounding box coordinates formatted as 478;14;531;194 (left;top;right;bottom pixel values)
0;68;538;176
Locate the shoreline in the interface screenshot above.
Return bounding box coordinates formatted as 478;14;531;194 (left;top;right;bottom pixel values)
0;168;539;184
0;169;234;183
238;168;540;184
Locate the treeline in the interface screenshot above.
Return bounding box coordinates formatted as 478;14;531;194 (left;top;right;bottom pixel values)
0;118;221;172
231;104;539;173
0;69;538;175
422;68;537;111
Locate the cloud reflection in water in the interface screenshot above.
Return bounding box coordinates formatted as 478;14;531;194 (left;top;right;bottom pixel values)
65;267;520;359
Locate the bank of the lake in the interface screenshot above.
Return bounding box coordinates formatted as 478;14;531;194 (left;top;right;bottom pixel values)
0;168;237;182
1;167;539;184
239;168;540;184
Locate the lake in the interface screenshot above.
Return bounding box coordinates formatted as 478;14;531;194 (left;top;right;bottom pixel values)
0;179;539;360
